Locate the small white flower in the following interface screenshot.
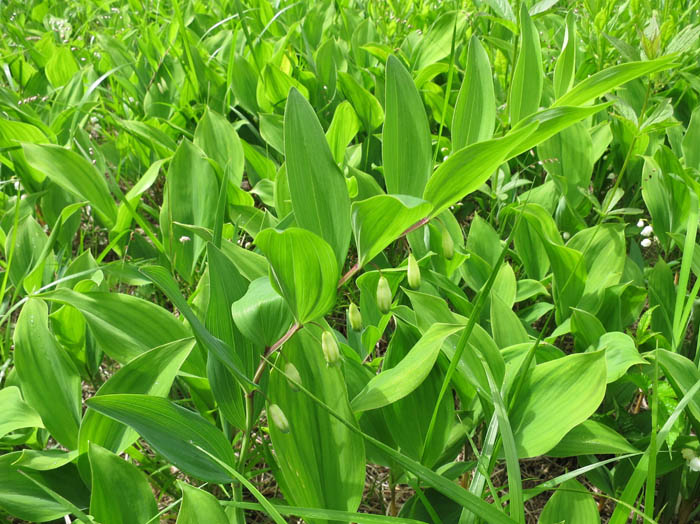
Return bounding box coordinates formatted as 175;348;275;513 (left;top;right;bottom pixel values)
179;235;191;243
13;181;20;191
641;238;652;248
443;155;449;162
636;219;645;228
690;457;700;472
641;225;653;237
562;231;570;240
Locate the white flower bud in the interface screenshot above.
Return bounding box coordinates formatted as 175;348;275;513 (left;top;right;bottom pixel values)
179;235;191;243
690;457;700;472
641;238;652;248
641;225;653;237
636;219;645;228
562;231;570;240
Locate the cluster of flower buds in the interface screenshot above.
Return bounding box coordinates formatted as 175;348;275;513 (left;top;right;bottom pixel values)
637;219;656;248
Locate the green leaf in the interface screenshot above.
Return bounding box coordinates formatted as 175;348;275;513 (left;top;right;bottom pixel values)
655;349;700;427
229;501;428;524
177;482;229;524
22;143;117;228
86;394;237;484
159;140;219;282
0;386;44;439
45;46;79;87
326;101;361;165
548;420;638;457
538;479;600;524
77;339;195;475
351;194;431;267
509;4;543;124
231;276;294;347
284;87;352;268
553;12;576;99
594;332;646;384
256;227;338;324
682;105;700;170
13;298;81;449
88;443;157;524
553;55;676;107
194;108;245;186
0;452;86;523
268;325;365;522
510;351;607;457
423;122;538;218
140;265;255;391
338;72;384;132
351;323;463;412
383;55;432;196
452;36;496;149
43;288;191;364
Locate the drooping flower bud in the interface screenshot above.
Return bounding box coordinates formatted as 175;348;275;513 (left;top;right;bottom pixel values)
284;362;302;392
268;404;289;433
376;275;392;314
349;302;362;331
407;253;421;289
442;231;454;260
641;225;654;237
321;330;340;366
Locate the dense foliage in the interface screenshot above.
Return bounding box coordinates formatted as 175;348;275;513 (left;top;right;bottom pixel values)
1;0;700;522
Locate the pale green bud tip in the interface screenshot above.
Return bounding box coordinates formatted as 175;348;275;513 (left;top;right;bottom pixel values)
442;231;454;259
377;275;392;314
349;302;362;331
284;362;302;391
407;253;421;289
321;330;340;366
268;404;290;433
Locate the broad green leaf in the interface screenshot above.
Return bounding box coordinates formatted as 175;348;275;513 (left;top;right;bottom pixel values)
326;101;360;164
113;158;166;235
423;122;538;217
43;288;191;364
554;55;676;107
338;72;384;131
284;87;351;268
538;121;593;205
510;351;607;457
45;46;79;87
86;394;237;484
159;139;219;282
509;4;543;124
351;194;431;267
594;332;646;384
351;323;463;412
539;479;600;524
0;386;44;439
177;482;229;524
382;321;454;467
256;227;338;324
683;105;700;170
553;13;576;98
9;451;77;476
452;36;496;149
77;339;195;475
268;325;365;522
655;350;700;426
4;215;49;291
490;294;529;349
140;265;254;391
383;55;432;196
230;501;428;524
548;420;638;457
194;108;245;186
22;143;117;227
88;443;157;524
206;243;262;430
509;104;609;157
231;276;294;347
0;452;87;523
14;298;81;449
413;12;466;69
